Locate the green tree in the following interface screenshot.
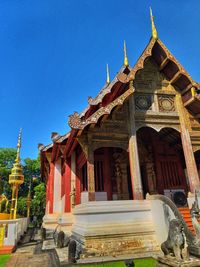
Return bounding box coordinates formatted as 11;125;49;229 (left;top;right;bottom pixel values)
0;148;16;197
17;197;28;217
0;149;44;220
31;183;46;225
19;156;41;197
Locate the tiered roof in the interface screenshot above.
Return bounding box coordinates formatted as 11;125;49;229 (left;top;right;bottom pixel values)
39;9;200;175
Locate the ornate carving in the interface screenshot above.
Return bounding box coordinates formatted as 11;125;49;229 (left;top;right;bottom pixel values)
161;219;188;260
70;187;76;208
68;112;84;129
157;39;196;86
158;95;175;112
69;87;134;130
128;38;156;81
135;94;152;111
190;190;200;242
79;66;131;119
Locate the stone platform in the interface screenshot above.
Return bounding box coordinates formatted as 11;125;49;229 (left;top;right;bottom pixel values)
157;256;200;267
72;200;160;258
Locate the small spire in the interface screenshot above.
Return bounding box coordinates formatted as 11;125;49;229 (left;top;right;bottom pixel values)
150;7;158;40
16;128;22;163
124;41;129;67
106;64;110;84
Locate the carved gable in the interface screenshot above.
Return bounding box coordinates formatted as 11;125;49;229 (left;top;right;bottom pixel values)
134;58;174;93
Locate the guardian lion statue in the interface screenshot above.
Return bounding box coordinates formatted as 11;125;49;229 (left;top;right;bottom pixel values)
161;219;188;260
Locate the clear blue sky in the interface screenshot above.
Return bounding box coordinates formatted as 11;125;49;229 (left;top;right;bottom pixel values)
0;0;200;159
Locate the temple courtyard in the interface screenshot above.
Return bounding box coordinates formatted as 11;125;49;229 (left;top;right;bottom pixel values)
1;2;200;267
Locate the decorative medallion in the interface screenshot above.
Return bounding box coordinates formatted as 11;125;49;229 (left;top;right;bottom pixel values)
135;94;152;111
158;95;175;112
68;112;83;129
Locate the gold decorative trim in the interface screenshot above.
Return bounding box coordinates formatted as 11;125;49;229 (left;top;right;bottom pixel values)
69;86;134;130
125;38;157;82
157;39;197;86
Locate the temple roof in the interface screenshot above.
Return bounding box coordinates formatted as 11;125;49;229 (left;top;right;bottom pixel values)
39;10;200;161
68;37;200;133
79;65;131;119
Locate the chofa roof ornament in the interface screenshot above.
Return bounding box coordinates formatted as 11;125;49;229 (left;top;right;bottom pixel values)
150;7;158;40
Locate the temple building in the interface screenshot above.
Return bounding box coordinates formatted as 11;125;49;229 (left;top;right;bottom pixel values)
39;11;200;257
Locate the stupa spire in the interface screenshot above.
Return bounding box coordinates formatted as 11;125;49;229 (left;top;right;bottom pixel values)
16;128;22;163
9;128;24;219
150;7;158;40
124;41;129;67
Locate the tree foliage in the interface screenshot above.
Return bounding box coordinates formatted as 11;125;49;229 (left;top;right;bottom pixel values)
17;197;28;217
0;148;16;197
0;148;45;221
31;183;46;225
19;156;41;197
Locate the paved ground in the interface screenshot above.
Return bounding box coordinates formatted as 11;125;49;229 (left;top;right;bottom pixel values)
5;229;61;267
4;228;161;267
42;238;68;264
5;251;51;267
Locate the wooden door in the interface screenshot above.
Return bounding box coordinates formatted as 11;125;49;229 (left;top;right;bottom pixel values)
155;146;187;194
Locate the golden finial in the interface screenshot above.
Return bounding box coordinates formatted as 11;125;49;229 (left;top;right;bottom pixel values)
191;87;196;97
16;128;22;163
106;64;110;84
124;41;129;66
150;7;158;40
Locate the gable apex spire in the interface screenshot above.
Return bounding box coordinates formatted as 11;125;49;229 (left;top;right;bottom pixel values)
150;7;158;40
124;40;129;66
106;64;110;84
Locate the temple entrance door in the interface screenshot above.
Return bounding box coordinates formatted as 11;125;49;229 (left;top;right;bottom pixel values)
155;153;187;194
94;147;131;201
137;127;188;199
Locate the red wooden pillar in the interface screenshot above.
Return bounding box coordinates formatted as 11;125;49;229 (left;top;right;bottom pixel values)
61;161;65;200
76;167;81;205
64;158;71;212
46;177;50;214
49;162;55;214
181;128;200;192
104;148;112;200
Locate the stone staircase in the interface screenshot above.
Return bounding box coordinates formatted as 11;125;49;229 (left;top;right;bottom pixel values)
0;245;15;254
178;207;200;233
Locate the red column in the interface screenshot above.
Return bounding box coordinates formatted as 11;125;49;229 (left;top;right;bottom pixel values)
46;178;49;208
76;167;81;205
104;148;112;200
64;158;71;212
49;162;55;214
61;162;65;199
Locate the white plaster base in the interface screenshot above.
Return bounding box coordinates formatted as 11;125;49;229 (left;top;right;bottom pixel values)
81;192;108;203
72;200;160;257
43;212;74;233
43;213;61;230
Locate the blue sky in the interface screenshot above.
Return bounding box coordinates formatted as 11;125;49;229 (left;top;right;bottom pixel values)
0;0;200;159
